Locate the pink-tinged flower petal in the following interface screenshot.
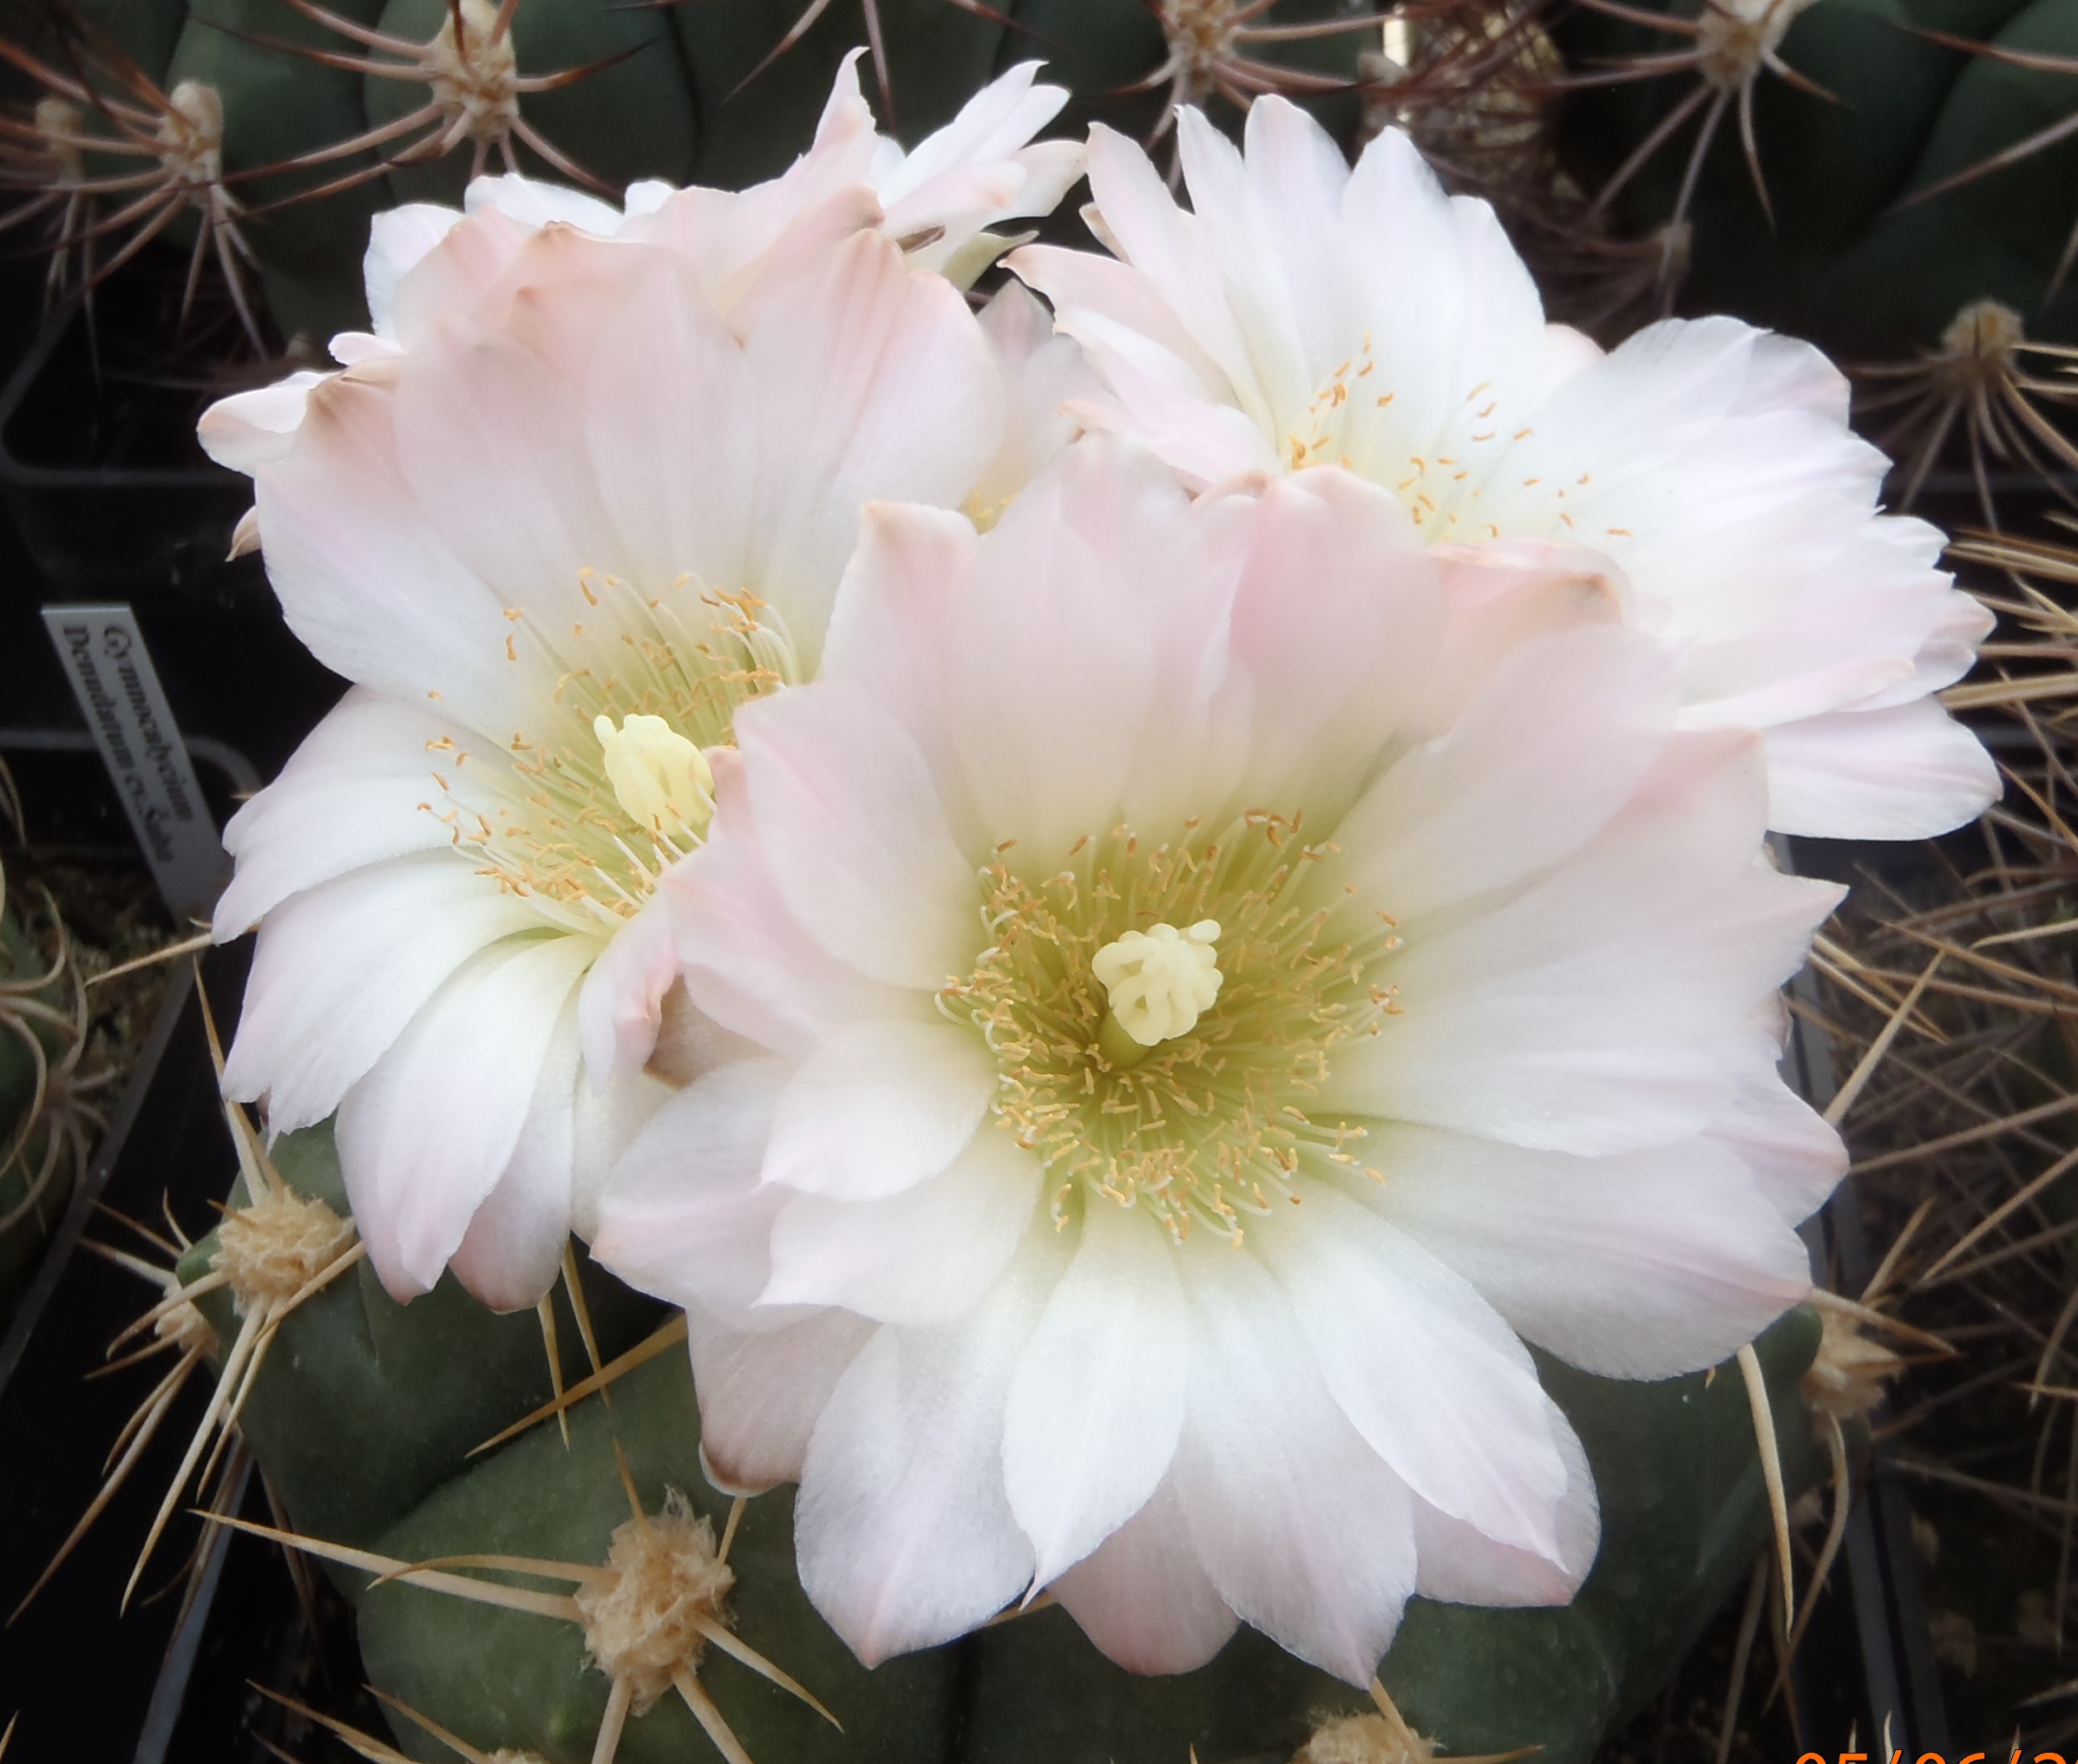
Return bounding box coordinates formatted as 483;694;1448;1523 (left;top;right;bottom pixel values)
390;312;633;615
1337;120;1550;454
669;758;913;1059
363;203;467;341
448;1013;579;1311
762;1131;1040;1322
198;371;329;469
1712;1066;1848;1226
1220;469;1443;814
385;204;538;350
1051;1479;1238;1675
1333;624;1676;921
623;182;884;328
1415;538;1629;733
1369;1121;1814;1380
742;231;1003;667
879;62;1065;201
1002;1202;1190;1585
967;283;1111;521
589;1059;792;1321
689;1307;878;1493
1763;699;2003;838
1078;124;1262;425
579;259;755;602
335;933;594;1299
735;690;978;989
644;985;766;1090
1007;242;1239;419
1675;655;1918;732
1329;731;1841;1154
819;502;977;713
941;438;1254;856
565;1062;675;1243
1413;1404;1598;1608
576;892;679;1093
253;373;533;734
465;174;624;234
880;166;1023;255
1254;1184;1568;1560
224;853;545;1131
763;1019;1000;1202
796;1233;1065;1662
1170;1237;1417;1685
213;688;456;934
1174;107;1347;436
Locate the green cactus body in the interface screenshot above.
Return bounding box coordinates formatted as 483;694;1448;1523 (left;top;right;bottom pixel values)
177;1121;669;1552
357;1351;960;1764
1560;0;2078;353
188;1125;1827;1764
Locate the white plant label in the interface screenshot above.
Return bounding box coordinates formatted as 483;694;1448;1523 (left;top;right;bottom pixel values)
42;604;225;918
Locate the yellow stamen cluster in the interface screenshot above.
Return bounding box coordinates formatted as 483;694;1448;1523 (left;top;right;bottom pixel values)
426;575;796;930
211;1186;357;1313
1279;338;1636;550
941;813;1401;1246
574;1489;736;1712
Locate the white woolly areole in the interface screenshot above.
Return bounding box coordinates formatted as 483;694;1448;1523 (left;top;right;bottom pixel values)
211;1187;356;1314
574;1490;734;1713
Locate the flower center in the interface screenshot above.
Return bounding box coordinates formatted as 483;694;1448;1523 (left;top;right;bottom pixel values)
1092;920;1223;1059
941;814;1403;1245
425;575;795;932
594;713;715;842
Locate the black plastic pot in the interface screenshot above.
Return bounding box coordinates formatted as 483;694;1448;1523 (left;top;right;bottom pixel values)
0;943;249;1761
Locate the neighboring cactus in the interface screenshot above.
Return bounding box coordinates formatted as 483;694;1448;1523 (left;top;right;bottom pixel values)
155;1124;1825;1764
0;815;105;1328
0;0;1379;345
1556;0;2078;357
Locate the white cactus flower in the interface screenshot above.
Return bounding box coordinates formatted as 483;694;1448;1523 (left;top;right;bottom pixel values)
1009;102;2000;842
592;440;1846;1685
201;203;1011;1311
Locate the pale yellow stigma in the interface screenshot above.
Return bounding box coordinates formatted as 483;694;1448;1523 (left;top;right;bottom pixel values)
594;713;714;841
1093;920;1223;1051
